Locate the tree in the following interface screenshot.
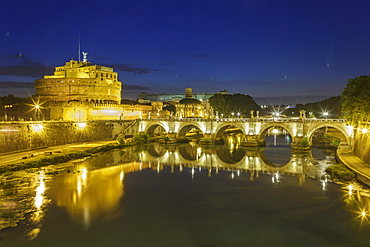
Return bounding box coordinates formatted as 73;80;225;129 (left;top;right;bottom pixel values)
133;133;149;144
208;93;260;117
341;76;370;125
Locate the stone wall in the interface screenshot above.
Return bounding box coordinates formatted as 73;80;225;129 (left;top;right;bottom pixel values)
0;120;138;154
353;132;370;164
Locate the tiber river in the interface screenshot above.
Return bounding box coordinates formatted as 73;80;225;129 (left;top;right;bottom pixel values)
1;133;370;247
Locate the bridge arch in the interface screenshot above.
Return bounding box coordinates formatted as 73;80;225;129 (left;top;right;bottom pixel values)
214;122;247;139
177;123;205;139
144;123;168;137
258;123;295;142
306;122;350;144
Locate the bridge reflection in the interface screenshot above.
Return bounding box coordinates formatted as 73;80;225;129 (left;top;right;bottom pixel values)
136;144;315;182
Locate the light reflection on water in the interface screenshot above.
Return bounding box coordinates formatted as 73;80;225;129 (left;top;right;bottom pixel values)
2;142;370;246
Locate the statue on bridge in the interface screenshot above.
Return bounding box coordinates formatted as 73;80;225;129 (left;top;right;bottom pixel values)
299;110;306;119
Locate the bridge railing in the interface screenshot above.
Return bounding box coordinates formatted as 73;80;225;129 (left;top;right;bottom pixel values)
143;117;346;123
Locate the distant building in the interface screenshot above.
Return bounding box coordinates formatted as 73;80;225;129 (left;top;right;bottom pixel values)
138;89;228;103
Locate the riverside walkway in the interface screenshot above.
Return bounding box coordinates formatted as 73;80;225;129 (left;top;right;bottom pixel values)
0;141;117;167
337;145;370;186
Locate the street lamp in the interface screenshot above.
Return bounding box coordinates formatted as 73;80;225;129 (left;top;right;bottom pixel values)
237;112;240;118
232;112;234;118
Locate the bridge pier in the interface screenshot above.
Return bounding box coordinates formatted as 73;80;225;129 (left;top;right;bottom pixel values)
242;135;265;147
200;133;215;144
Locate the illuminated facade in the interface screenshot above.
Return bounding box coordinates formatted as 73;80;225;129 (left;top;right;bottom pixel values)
34;56;152;121
35;59;121;104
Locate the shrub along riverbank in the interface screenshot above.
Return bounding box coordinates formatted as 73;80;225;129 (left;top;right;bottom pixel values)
325;163;355;182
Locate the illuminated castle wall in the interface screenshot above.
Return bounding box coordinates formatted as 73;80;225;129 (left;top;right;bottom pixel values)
34;56;152;121
35;59;121;104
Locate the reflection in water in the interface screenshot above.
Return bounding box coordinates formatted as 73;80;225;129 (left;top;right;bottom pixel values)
34;171;46;210
342;183;370;240
4;142;370;247
141;143;309;184
48;163;143;228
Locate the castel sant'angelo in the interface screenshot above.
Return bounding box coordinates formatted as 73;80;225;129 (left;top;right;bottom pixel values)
34;53;153;121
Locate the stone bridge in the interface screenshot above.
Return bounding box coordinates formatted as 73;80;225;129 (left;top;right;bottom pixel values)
139;117;352;146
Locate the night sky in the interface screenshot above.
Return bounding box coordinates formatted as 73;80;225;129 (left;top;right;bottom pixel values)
1;0;370;104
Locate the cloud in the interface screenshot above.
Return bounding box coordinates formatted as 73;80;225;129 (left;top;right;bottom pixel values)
104;63;159;75
0;65;54;78
0;81;34;88
0;54;54;78
122;84;149;90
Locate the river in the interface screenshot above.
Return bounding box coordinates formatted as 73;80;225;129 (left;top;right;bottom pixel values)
1;135;370;246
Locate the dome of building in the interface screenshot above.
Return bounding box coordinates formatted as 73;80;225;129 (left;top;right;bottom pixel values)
179;98;201;104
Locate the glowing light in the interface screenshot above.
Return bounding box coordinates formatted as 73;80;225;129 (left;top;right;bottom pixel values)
32;124;43;132
272;129;279;134
191;167;195;176
35;104;40;109
346;125;354;137
237;170;240;177
76;122;87;129
0;129;19;132
362;211;367;217
360;128;368;134
120;171;124;181
231;172;235;179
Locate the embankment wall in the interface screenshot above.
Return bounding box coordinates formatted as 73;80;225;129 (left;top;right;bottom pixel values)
353;132;370;165
0;120;139;154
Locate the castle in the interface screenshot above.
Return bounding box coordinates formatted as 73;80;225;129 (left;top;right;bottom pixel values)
34;54;154;121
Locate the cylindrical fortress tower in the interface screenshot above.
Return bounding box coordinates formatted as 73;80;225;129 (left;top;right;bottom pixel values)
35;59;122;104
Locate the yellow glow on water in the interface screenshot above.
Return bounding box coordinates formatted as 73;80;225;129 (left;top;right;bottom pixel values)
196;147;202;160
35;173;45;210
120;171;124;181
50;164;141;227
81;167;87;181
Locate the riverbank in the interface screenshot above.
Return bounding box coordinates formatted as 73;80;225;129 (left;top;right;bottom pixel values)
337;145;370;186
0;140;135;230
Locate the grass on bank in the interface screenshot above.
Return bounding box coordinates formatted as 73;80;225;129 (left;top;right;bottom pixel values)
325;163;355;182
